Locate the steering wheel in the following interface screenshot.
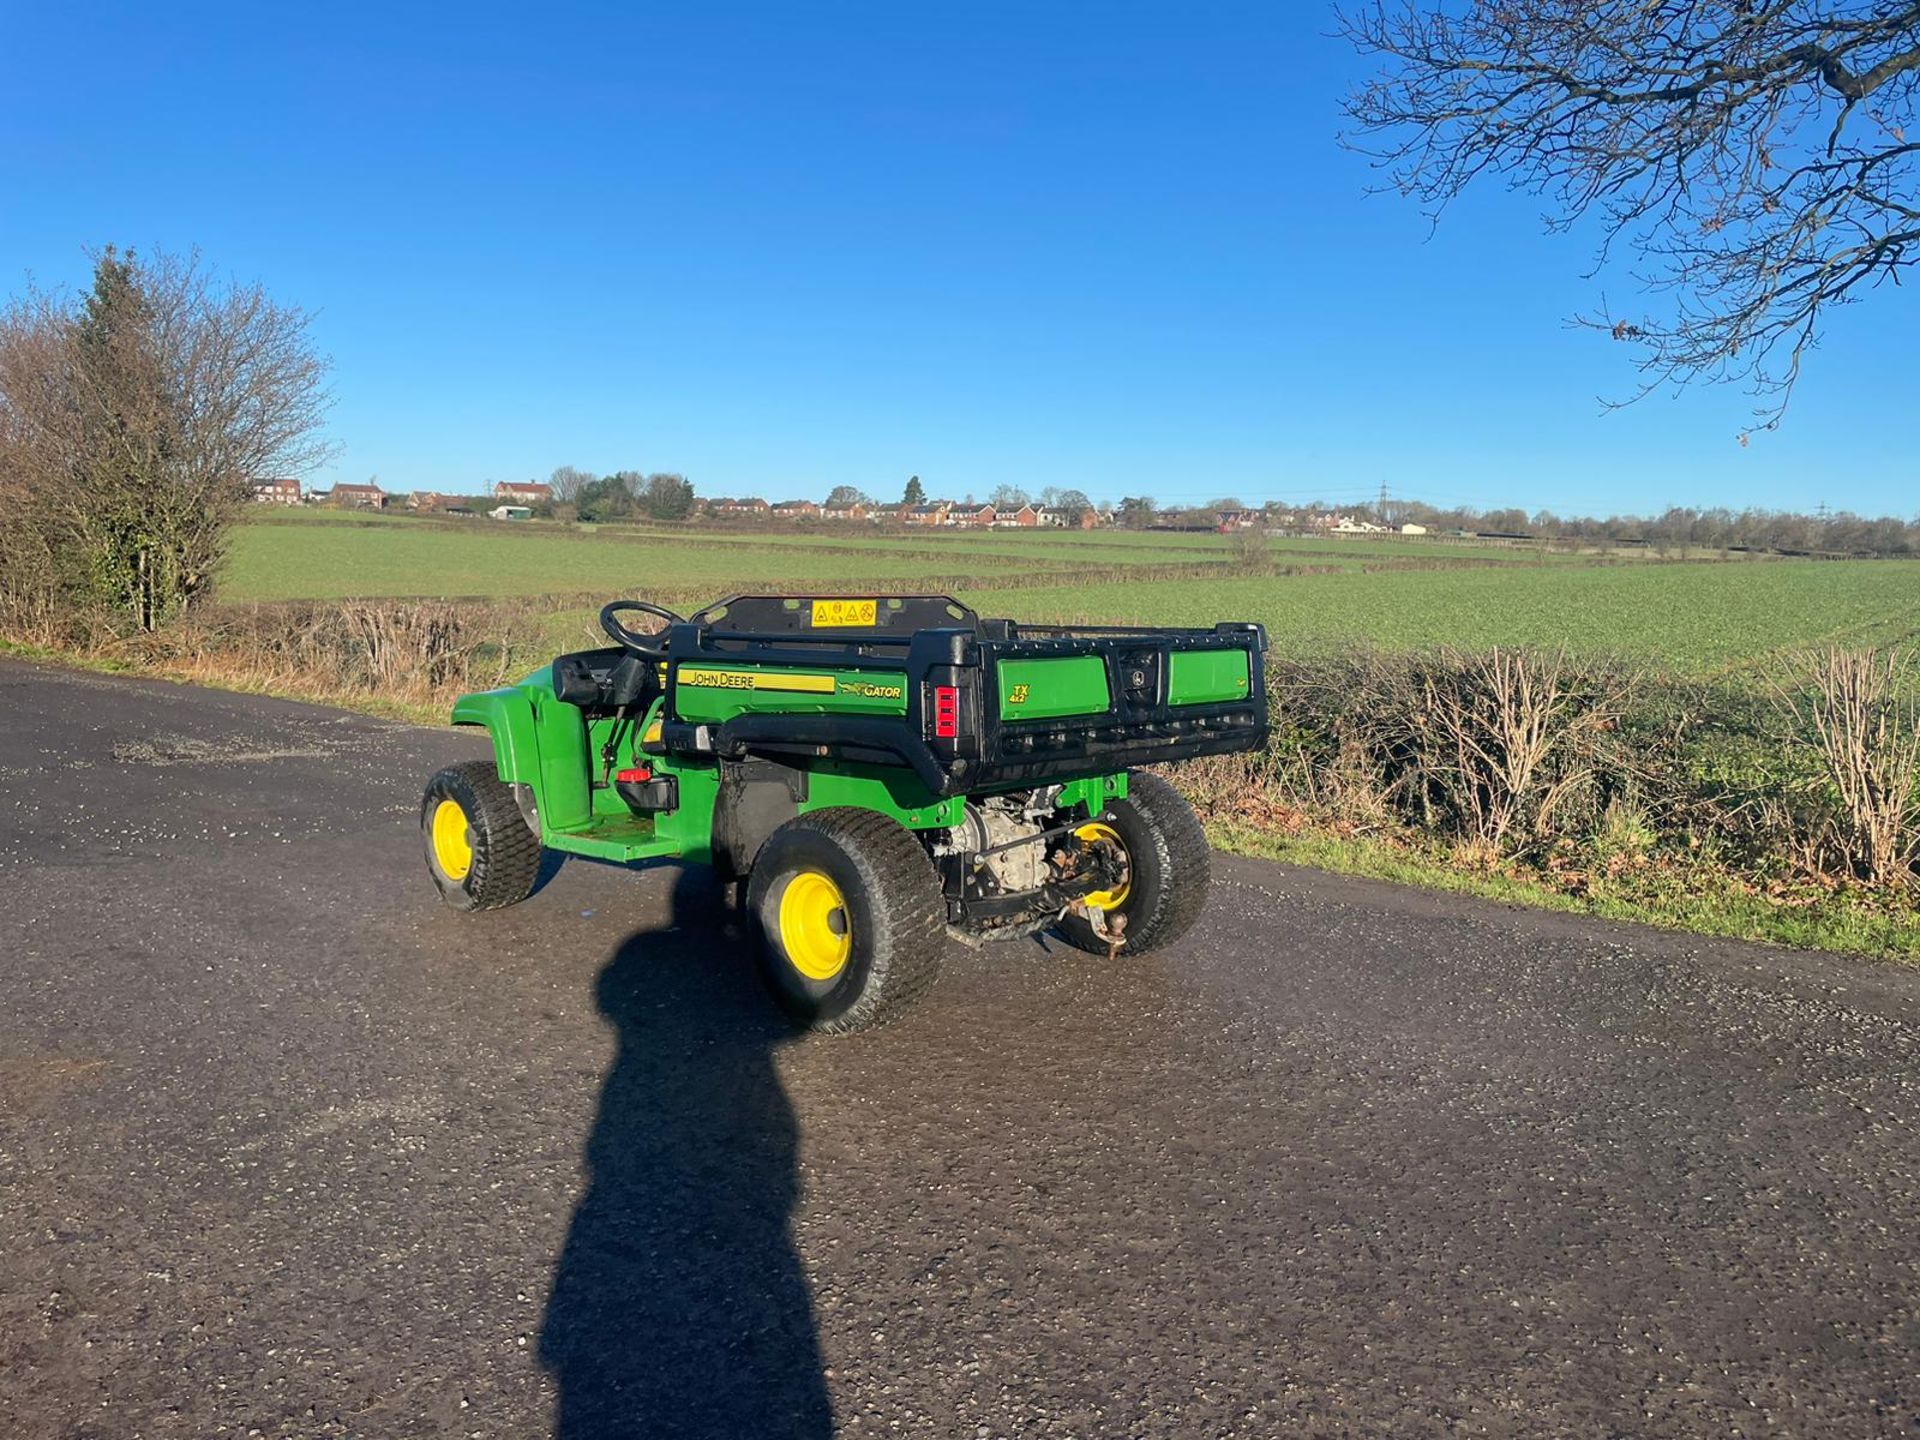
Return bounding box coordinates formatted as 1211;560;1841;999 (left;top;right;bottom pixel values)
599;599;684;655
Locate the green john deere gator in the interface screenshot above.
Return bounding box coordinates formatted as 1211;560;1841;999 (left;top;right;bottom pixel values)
422;594;1267;1031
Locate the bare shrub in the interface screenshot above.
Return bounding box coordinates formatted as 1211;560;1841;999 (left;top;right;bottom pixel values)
1225;526;1276;576
1772;648;1920;888
1313;648;1632;855
1409;648;1632;852
1169;649;1636;859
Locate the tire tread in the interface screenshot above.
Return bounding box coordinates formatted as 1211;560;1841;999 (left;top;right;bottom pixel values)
424;759;540;911
1056;770;1211;957
757;807;946;1033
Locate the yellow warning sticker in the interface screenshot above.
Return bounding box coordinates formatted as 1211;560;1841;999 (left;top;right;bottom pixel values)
677;668;837;694
810;598;878;627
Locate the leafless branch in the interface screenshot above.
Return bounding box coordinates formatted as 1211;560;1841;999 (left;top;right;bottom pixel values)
1340;0;1920;428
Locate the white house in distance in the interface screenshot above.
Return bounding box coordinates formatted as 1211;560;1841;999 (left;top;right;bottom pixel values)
251;477;302;505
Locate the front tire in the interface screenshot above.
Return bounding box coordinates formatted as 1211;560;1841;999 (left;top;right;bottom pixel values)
422;760;541;911
747;808;946;1033
1054;771;1211;957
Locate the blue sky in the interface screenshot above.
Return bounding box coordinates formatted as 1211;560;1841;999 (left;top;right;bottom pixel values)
1;1;1912;515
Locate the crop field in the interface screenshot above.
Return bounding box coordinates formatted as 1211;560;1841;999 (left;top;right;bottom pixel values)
224;512;1917;671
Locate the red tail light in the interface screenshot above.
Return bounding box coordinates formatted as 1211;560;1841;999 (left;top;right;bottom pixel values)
932;685;960;739
616;766;652;783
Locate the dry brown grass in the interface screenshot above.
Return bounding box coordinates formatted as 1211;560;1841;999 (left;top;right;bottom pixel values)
121;598;551;711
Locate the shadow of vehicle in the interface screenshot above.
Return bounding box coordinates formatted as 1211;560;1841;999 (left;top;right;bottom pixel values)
539;868;832;1439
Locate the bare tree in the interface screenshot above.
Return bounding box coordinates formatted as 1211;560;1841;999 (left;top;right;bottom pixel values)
548;465;595;502
0;247;333;633
1340;2;1920;430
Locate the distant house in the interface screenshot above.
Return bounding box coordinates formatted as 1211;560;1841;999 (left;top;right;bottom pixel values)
408;491;451;512
821;501;869;521
331;482;386;509
993;504;1039;528
1399;522;1429;536
251;477;302;505
494;481;552;505
1216;509;1259;530
1034;505;1095;530
489;505;533;522
712;497;771;516
771;499;820;518
949;503;996;529
1332;517;1387;534
903;502;952;527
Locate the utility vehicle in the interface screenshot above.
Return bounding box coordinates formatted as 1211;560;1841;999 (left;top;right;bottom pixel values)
422;594;1267;1031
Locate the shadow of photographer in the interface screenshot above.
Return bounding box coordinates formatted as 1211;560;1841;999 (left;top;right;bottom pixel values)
539;869;833;1439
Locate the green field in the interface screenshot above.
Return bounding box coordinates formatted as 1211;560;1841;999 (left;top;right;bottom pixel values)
224;512;1918;671
221;515;1046;599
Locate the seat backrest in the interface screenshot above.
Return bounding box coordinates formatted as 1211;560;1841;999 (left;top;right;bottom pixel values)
552;647;626;708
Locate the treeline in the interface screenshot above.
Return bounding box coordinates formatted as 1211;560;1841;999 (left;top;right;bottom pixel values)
1103;494;1919;555
1405;503;1920;556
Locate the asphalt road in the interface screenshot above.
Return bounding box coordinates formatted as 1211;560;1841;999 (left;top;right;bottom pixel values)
1;657;1916;1440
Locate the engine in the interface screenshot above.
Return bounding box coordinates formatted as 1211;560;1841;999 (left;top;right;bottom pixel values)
956;794;1051;895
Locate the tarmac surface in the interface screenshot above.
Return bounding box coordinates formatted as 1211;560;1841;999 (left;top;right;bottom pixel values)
1;656;1915;1439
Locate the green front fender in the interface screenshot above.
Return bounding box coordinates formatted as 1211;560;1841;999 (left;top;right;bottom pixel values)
451;684;541;788
451;668;594;832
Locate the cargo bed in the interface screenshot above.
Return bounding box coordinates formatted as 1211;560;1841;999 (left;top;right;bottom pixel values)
651;595;1268;796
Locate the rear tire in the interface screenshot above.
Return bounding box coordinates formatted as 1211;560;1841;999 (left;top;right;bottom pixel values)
748;808;946;1033
422;760;541;912
1054;771;1211;957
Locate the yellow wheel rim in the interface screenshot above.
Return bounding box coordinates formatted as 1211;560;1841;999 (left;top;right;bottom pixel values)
1075;821;1131;910
431;798;474;881
778;870;852;981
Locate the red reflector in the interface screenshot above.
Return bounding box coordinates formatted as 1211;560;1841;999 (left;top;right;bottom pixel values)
933;685;959;739
616;767;652;783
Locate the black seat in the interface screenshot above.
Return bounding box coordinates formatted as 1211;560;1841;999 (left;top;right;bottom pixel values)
552;648;656;713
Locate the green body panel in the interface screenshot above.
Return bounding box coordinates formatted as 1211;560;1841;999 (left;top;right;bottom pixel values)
671;663;909;724
652;750;723;864
529;689;596;830
800;765;964;829
1167;648;1252;705
997;655;1111;721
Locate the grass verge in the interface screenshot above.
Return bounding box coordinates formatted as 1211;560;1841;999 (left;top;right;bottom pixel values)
1207;821;1920;962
